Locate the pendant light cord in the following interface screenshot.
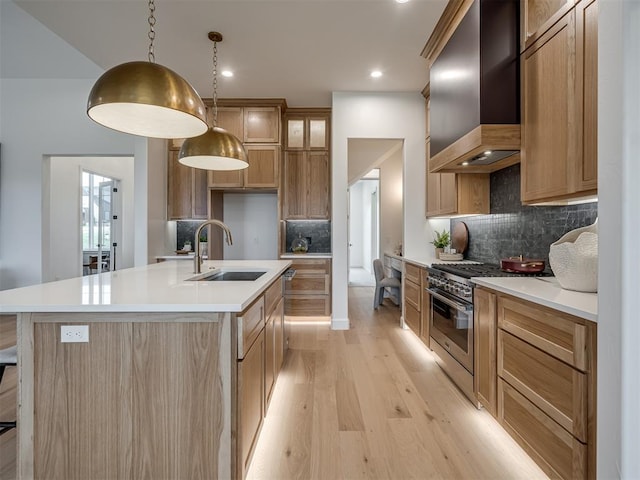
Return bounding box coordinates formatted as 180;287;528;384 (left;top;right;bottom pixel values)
212;40;218;127
147;0;156;63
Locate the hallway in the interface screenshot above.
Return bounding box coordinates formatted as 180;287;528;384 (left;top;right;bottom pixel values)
247;287;547;479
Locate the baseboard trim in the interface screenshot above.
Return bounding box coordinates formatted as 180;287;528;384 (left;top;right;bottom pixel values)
331;317;350;330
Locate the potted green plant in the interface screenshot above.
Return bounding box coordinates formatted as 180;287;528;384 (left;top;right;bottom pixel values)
430;229;450;259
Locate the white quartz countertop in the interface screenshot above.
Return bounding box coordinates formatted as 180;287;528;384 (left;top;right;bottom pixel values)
0;260;291;313
280;253;332;259
471;276;597;323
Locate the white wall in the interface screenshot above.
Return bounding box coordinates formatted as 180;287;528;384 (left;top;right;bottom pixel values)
598;1;640;477
0;77;137;289
332;92;437;329
222;193;278;260
379;149;403;258
0;2;163;288
45;156;135;282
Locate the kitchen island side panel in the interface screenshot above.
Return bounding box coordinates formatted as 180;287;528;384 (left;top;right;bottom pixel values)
18;312;232;480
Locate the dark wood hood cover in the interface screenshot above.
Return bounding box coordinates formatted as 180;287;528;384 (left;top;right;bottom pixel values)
428;0;520;173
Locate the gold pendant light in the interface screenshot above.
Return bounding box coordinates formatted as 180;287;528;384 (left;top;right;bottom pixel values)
87;0;207;139
178;32;249;171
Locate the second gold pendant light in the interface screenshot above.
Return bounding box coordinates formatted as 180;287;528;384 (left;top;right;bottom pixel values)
178;32;249;171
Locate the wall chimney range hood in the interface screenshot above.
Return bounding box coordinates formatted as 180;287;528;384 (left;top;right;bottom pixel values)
425;0;520;174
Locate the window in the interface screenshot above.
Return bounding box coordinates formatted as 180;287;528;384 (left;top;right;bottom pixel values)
82;171;114;251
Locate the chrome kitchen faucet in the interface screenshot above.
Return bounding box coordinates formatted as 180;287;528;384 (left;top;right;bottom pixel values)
194;219;233;273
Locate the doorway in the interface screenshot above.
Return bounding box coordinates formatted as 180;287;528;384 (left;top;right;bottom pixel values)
346;139;403;288
348;170;379;286
43;156;134;282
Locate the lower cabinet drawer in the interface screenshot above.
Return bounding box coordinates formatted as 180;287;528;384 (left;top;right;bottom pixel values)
498;379;587;480
404;262;422;285
499;330;587;442
237;297;265;359
404;303;420;335
284;273;329;295
404;279;421;311
284;295;330;316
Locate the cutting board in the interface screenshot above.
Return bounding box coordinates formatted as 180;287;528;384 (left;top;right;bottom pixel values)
451;222;469;255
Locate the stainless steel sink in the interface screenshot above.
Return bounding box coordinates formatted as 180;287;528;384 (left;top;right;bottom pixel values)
186;269;267;282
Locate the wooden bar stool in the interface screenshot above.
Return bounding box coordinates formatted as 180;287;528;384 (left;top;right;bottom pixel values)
0;345;17;436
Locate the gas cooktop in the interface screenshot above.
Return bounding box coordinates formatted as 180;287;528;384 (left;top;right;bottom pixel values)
430;262;553;279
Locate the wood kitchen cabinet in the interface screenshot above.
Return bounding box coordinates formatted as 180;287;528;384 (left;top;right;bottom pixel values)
403;262;430;348
238;328;264;479
521;0;598;204
167;149;208;220
282;108;331;220
403;262;422;336
285;113;330;150
284;258;331;316
495;293;597;480
282;151;330;219
210;103;280;144
209;145;280;189
426;168;490;217
264;278;284;408
424;94;490;218
521;0;576;51
473;287;497;416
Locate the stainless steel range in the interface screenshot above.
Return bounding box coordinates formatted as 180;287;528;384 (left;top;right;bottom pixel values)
425;262;552;407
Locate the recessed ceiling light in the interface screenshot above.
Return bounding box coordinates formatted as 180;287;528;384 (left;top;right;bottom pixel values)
370;70;383;78
484;150;492;155
221;70;234;78
462;161;470;166
396;0;410;3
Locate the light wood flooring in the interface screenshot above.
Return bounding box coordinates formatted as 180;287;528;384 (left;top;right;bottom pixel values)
247;287;548;480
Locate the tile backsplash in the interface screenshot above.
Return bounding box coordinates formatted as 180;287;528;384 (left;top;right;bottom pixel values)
285;220;331;253
451;164;597;266
177;220;205;250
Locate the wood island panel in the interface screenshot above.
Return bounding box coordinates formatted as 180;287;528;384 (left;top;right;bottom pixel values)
132;322;224;480
19;312;232;480
33;322;133;480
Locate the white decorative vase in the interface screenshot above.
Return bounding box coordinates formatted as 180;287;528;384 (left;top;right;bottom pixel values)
548;220;598;292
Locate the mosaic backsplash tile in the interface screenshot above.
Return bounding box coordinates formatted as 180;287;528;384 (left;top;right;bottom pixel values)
177;220;205;250
285;220;332;253
451;164;597;268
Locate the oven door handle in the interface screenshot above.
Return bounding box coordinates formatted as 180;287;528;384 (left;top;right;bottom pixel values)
426;288;472;312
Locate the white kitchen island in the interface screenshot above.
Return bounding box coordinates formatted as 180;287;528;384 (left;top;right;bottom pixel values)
0;259;291;480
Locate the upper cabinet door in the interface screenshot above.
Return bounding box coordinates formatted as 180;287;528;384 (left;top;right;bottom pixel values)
215;107;244;140
244;107;280;143
284;114;330;150
306;152;330;219
244;146;280;188
285;118;305;150
575;0;598;193
521;0;576;51
307;118;329;150
521;2;597;204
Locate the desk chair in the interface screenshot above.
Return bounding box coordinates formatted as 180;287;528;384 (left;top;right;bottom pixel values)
373;259;401;309
0;345;17;436
88;255;109;273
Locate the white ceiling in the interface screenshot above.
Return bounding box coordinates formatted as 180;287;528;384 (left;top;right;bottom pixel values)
11;0;447;107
